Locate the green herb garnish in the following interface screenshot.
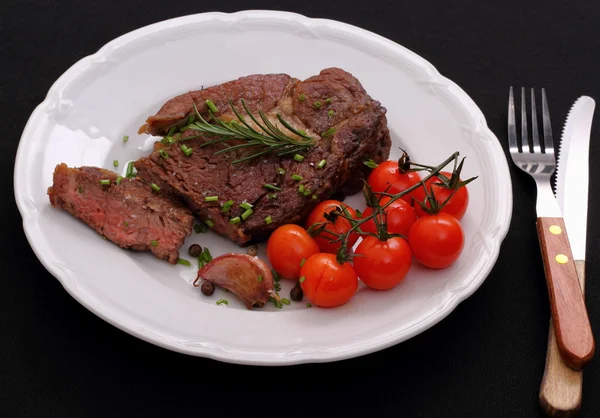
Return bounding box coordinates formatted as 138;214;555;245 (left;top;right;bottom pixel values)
204;196;218;202
204;219;214;228
150;183;160;192
159;149;169;159
150;240;158;247
126;161;135;178
177;258;191;266
99;179;110;186
241;208;253;221
291;174;303;181
363;159;379;169
264;184;281;192
293;154;305;162
113;160;119;167
230;217;241;224
317;159;326;169
188;100;315;164
265;215;272;225
205;99;219;113
216;299;228;306
122;135;129;142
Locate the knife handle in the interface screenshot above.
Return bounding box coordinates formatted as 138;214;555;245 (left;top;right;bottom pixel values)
539;260;586;417
536;217;595;370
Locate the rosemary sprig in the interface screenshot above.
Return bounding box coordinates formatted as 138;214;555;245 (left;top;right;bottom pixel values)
187;99;316;164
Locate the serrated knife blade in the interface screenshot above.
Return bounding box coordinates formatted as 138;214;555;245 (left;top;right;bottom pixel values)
555;96;595;261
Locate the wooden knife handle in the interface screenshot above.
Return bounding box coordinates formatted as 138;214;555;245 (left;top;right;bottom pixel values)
539;261;586;417
536;217;594;370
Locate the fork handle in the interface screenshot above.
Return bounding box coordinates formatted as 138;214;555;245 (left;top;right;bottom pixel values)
539;261;585;417
536;217;595;370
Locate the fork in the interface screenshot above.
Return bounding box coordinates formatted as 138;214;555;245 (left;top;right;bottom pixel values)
508;87;594;371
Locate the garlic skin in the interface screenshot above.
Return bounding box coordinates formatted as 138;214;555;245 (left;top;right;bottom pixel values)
197;254;274;309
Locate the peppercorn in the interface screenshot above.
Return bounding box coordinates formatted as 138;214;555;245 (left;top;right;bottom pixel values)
188;244;202;257
201;281;215;296
247;244;258;257
290;283;304;301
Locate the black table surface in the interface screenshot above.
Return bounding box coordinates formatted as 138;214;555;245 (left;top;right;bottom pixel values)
2;0;599;416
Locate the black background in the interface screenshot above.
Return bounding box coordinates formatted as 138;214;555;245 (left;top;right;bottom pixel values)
2;0;599;416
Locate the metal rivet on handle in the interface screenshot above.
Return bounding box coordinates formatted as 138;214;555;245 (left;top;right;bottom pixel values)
555;254;568;264
549;225;562;234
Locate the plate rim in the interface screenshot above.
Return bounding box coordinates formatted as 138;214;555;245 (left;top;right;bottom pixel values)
13;9;513;365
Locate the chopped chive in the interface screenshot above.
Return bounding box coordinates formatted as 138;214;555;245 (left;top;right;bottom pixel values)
113;159;119;167
216;299;228;306
300;258;306;267
177;258;191;266
363;159;379;169
167;126;176;137
116;176;123;185
161;136;174;145
123;221;129;227
312;194;318;200
267;193;278;199
206;99;219;113
239;201;253;210
150;240;158;247
99;179;110;186
204;247;213;262
77;186;83;193
187;115;195;124
159;149;169;159
222;200;234;212
317;159;327;169
126;161;135;178
181;144;193;157
265;215;272;225
264;183;282;191
325;98;332;104
204;196;218;202
241;208;253;221
299;276;306;283
293;154;305;162
258;275;263;283
194;223;208;233
150;183;160;192
306;302;312;308
298;94;306;101
274;282;282;292
291;174;303;181
122;135;129;142
179;125;189;133
314;101;322;109
269;296;283;309
230;217;241;224
328;109;335;117
204;219;214;228
322;127;336;137
303;189;311;197
298;184;305;193
281;298;291;305
272;269;280;282
277;167;286;175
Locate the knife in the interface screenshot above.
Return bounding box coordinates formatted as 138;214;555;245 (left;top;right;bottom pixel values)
539;96;595;416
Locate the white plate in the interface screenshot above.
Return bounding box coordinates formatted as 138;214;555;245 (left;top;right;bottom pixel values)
13;10;512;365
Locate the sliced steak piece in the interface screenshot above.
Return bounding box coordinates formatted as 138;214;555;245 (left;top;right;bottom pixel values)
47;163;194;263
135;68;391;246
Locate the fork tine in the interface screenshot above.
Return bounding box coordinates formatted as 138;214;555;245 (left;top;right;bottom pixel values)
521;87;530;153
541;88;554;154
508;87;519;153
530;88;541;153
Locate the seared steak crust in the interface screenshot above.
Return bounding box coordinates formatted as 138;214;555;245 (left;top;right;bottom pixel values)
135;68;391;245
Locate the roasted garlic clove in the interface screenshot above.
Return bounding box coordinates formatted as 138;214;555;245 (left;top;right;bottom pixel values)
197;254;274;309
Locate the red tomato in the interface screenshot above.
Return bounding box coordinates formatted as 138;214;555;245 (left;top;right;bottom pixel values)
353;236;412;290
305;200;359;254
299;253;358;308
408;213;464;269
267;224;320;279
414;171;469;220
361;196;417;237
367;161;426;204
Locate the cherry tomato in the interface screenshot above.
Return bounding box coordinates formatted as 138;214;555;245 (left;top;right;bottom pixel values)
305;200;359;254
299;253;358;308
361;196;417;237
267;224;320;279
367;161;425;204
353;236;412;290
414;171;469;220
408;213;464;269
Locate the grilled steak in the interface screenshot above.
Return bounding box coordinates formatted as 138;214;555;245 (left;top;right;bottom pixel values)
135;68;391;245
47;163;194;263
